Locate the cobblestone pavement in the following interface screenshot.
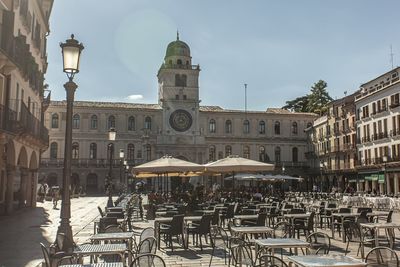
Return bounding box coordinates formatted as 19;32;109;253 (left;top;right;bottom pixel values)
1;196;400;267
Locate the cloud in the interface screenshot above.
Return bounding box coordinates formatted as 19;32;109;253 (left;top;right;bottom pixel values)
126;94;144;101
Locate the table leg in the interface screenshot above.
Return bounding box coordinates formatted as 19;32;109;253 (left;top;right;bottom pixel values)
155;221;160;249
375;227;379;247
331;216;335;239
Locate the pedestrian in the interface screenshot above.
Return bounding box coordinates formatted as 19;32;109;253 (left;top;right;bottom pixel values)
52;187;60;209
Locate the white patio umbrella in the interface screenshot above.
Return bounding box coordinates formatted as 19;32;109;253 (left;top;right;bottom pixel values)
204;155;274;189
132;155;204;192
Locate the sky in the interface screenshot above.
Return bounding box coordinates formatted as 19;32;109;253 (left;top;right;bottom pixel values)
45;0;400;111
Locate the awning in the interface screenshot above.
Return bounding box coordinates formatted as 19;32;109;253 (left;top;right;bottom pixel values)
378;174;385;184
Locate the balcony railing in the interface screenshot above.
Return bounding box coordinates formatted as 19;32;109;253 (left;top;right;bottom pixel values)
41;158;142;168
0;12;45;95
0;103;48;145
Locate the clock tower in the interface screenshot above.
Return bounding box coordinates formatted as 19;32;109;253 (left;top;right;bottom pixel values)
156;33;205;162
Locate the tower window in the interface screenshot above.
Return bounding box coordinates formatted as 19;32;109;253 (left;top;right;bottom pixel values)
175;74;187;87
183;95;187;100
175;95;179;100
177;59;182;65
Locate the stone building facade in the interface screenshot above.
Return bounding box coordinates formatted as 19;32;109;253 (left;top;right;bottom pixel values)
355;67;400;194
40;36;317;193
0;0;52;214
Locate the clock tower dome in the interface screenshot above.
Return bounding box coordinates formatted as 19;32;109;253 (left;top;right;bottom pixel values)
156;33;205;162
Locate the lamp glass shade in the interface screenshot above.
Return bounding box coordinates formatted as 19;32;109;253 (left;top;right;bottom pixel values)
61;35;84;75
382;156;388;162
108;128;116;141
119;149;124;159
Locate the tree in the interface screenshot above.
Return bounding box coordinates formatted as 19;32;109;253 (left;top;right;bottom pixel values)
306;80;333;115
282;95;310;112
282;80;333;115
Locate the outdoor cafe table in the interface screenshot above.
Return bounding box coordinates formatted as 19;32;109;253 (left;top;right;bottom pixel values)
59;263;124;267
254;238;309;256
359;222;400;248
154;215;202;249
287;254;366;267
73;243;127;263
233;214;258;221
230;226;273;238
331;211;389;242
90;232;135;264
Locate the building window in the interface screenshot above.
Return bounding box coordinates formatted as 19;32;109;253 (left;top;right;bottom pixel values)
144;116;152;130
259;146;265;162
274;146;281;163
50;142;58;159
90;115;98;129
243;146;250;159
225;145;232;157
209;145;216;162
292;122;298;135
127;144;135;161
274;121;280;135
72;114;80;129
72;142;79;159
108;115;116;129
146;144;151;161
89;143;97;159
243;120;250;134
292;147;298;163
209;119;216;133
128;116;135;131
51;114;59;128
259;121;265;134
225;120;232;134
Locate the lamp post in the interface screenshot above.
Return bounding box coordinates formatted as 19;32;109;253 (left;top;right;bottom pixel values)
319;161;324;192
119;149;124;184
57;34;84;246
382;155;388;195
107;128;116;207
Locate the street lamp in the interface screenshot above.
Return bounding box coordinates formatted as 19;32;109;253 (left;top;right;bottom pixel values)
107;128;116;207
382;155;388;195
119;149;124;184
319;161;325;192
57;34;84;247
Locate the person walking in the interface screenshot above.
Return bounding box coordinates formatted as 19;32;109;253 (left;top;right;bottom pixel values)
52;187;60;209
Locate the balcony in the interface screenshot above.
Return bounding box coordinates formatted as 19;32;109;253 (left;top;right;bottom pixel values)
390;102;400;109
41;158;141;168
0;103;48;146
0;13;45;95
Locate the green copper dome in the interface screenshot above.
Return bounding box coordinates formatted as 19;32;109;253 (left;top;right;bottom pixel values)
165;33;190;58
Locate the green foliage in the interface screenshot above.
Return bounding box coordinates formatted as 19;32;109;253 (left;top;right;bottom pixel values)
282;80;333;115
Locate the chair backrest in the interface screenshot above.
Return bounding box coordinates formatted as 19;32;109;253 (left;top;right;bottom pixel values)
306;232;330;255
226;204;236;219
140;227;155;243
357;207;372;213
327;203;337;208
99;217;118;233
104;224;124;233
230;237;253;267
273;221;292;238
130;253;166;267
306;212;315;230
170;215;184;235
290;208;304;214
199;214;214;234
98;206;104;217
339;208;351;213
258;254;288;267
257;212;268;226
343;220;362;242
211;209;220;225
40;243;51;267
387;210;393;223
357;211;369;224
365;246;399;266
137;237;157;255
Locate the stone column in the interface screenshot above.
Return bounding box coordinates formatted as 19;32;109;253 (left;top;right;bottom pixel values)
31;171;38;208
364;180;369;192
372;181;377;192
19;167;28;208
394;173;399;195
5;166;15;214
379;183;384;194
386;174;392;195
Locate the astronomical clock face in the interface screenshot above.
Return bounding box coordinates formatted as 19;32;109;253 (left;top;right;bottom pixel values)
169;109;193;132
